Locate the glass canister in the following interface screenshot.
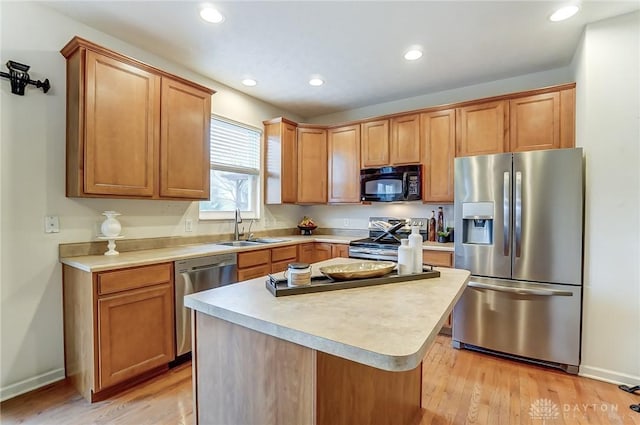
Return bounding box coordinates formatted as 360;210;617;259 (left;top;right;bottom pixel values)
284;262;312;287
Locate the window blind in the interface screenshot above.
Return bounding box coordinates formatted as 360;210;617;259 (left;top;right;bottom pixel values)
210;117;260;174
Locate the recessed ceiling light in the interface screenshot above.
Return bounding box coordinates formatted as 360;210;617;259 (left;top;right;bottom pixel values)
549;5;579;22
200;6;224;23
309;78;324;86
242;79;257;87
404;49;423;61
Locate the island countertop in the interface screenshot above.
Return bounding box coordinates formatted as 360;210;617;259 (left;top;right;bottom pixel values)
185;258;470;372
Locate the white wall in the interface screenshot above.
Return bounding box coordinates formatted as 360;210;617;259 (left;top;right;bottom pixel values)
307;67;573;125
303;204;453;231
571;11;640;385
0;1;303;400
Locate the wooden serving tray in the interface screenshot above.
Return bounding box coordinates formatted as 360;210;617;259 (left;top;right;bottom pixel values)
265;266;441;297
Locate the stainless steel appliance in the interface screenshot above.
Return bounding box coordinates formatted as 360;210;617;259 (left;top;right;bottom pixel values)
452;148;584;373
360;165;422;202
174;253;237;357
349;216;427;261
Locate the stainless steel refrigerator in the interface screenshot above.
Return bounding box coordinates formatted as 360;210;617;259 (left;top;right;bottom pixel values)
452;148;584;373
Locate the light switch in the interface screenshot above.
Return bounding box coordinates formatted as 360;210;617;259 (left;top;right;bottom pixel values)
185;218;193;232
45;216;60;233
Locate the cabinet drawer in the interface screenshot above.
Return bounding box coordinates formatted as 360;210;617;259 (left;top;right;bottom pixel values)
271;260;291;274
237;264;271;281
238;249;270;268
98;263;172;295
422;250;453;268
271;245;297;262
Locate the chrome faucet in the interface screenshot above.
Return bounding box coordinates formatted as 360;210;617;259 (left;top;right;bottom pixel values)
234;208;243;241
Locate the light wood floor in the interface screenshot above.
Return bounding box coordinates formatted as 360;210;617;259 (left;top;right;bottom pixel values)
1;336;638;425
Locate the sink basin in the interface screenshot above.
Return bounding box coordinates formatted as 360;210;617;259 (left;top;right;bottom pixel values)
252;238;287;244
215;240;263;247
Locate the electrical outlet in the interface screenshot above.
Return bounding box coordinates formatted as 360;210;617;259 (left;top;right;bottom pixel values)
343;218;350;227
45;216;60;233
185;218;193;232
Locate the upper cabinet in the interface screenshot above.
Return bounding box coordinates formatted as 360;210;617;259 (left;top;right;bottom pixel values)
390;114;421;165
456;100;508;157
509;87;575;152
159;78;211;199
421;109;455;203
297;127;328;204
262;83;575;206
61;36;214;200
361;119;389;167
264;118;298;204
328;125;361;203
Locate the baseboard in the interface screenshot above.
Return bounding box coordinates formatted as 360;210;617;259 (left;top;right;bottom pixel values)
579;364;640;386
0;368;65;402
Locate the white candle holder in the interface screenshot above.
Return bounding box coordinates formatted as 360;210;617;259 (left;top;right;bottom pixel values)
98;235;125;256
99;211;124;256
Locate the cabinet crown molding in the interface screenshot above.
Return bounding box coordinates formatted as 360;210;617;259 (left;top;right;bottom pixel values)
61;36;215;95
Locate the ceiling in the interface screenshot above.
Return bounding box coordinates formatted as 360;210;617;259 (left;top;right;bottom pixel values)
41;1;639;119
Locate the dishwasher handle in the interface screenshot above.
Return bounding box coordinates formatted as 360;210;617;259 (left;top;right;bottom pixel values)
468;281;573;297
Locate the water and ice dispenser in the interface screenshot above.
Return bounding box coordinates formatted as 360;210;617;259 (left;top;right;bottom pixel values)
462;202;494;245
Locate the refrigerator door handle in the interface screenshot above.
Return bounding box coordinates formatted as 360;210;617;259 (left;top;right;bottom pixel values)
468;281;573;296
515;171;522;258
503;171;510;256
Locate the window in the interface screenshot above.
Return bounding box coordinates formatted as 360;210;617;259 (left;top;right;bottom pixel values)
199;116;262;220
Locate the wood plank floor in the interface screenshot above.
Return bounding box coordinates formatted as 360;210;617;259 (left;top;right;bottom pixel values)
1;336;638;425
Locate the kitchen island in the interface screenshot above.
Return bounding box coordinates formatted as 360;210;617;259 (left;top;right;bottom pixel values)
184;258;470;425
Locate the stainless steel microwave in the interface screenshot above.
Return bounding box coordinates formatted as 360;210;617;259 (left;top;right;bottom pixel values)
360;165;422;202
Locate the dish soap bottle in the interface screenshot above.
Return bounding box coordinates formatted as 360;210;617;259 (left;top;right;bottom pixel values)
397;239;413;275
408;225;423;273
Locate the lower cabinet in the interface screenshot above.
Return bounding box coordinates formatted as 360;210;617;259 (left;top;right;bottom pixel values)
62;262;175;402
313;243;333;262
237;249;271;281
271;245;298;273
332;244;349;258
97;283;174;389
422;250;454;334
298;243;315;264
312;242;349;262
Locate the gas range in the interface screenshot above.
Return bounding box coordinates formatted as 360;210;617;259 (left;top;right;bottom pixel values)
349;217;427;261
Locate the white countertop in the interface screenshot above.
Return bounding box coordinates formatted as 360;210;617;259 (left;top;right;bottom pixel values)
60;235;454;272
185;258;470;372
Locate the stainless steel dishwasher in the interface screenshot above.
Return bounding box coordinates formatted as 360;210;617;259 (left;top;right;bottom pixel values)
174;253;237;357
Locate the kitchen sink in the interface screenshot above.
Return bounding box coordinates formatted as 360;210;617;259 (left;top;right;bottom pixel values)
215;240;263;247
251;238;287;244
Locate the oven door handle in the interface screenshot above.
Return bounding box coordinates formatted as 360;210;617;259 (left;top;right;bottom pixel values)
468;281;573;296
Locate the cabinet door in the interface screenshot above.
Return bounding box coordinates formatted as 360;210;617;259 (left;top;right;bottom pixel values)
265;120;297;204
160;77;211;199
456;100;508;157
281;123;298;202
331;244;349;258
314;243;333;262
97;283;174;390
84;50;160;196
421;109;455;203
328;125;361;203
422;250;453;268
390;114;420;165
297;128;327;204
361;120;389;167
509;92;560;152
298;243;315;264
